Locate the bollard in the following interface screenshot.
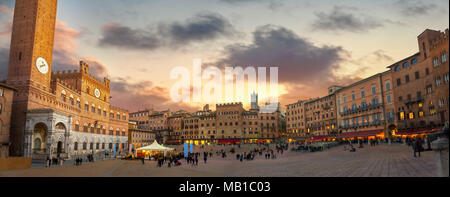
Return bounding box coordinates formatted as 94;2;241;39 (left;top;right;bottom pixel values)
431;137;449;177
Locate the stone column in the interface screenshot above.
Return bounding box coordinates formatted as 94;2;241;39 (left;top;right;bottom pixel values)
23;129;33;158
65;117;72;159
431;137;449;177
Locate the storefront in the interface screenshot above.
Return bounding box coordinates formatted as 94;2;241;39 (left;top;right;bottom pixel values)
217;139;241;145
338;130;385;142
305;136;331;143
392;128;440;140
243;139;271;144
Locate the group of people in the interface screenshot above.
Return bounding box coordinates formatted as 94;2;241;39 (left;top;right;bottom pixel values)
45;156;64;167
74;157;84;166
409;138;424;157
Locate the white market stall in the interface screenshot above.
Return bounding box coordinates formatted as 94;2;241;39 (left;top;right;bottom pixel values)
136;140;174;159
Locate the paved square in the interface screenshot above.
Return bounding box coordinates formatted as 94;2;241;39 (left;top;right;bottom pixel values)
0;144;438;177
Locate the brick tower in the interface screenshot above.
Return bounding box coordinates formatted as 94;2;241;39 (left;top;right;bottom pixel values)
6;0;58;156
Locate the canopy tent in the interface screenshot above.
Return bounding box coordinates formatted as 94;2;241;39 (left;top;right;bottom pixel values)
136;140;174;158
137;140;174;151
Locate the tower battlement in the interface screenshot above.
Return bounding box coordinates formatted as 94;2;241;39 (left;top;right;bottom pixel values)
429;29;449;50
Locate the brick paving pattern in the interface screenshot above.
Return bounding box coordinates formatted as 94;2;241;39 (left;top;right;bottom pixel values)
0;144;437;177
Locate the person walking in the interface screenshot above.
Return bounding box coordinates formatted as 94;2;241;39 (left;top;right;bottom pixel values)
414;138;422;157
141;157;145;165
46;156;50;168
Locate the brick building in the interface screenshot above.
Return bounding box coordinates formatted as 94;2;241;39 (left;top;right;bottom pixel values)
336;71;394;140
5;0;128;159
0;83;16;158
128;120;156;149
286;28;448;142
388;29;449;135
130;95;285;145
286;101;306;138
305;92;337;137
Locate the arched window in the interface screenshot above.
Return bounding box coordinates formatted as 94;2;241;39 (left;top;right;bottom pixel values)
394;65;401;72
403;62;409;68
74;142;78;150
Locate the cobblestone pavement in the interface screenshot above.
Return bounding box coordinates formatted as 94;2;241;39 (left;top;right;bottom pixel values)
0;144;437;177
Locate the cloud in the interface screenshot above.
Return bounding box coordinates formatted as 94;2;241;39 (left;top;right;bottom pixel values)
109;77;200;112
98;12;235;50
98;23;161;50
0;48;9;80
51;20;82;71
218;0;283;10
0;5;13;15
81;56;109;78
312;6;383;33
159;12;236;45
395;0;438;16
214;25;345;84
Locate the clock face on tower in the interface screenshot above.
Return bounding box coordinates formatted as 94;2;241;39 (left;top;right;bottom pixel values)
36;57;49;74
94;88;101;98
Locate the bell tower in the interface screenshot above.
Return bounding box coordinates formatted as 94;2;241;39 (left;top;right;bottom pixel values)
6;0;58;90
6;0;58;156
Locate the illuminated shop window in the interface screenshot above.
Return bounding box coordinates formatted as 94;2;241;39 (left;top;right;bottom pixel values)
400;112;405;120
409;112;414;119
419;111;424;117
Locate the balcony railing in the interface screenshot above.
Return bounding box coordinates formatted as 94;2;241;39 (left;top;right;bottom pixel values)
339;103;382;116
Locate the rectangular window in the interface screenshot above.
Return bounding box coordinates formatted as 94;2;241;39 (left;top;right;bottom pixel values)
426;85;433;94
415;71;419;79
399;112;405;120
433;57;439;67
397;78;401;86
387;95;392;103
409;112;414;119
405;75;410;83
436;77;442;86
361;89;365;98
352;93;355;101
442;52;448;63
85;104;89;111
371;86;376;94
0;89;4;97
419;111;424;117
0;104;2;114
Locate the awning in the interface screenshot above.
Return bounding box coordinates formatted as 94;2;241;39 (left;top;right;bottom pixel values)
218;139;241;144
396;128;439;135
338;130;383;138
306;136;329;142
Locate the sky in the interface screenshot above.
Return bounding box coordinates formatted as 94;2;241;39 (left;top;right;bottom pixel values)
0;0;448;112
